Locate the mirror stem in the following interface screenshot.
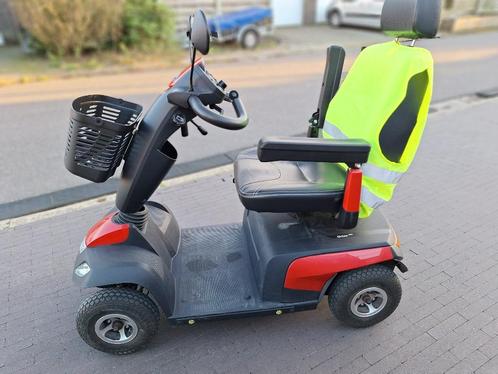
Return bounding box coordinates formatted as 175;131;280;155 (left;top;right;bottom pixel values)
189;48;197;92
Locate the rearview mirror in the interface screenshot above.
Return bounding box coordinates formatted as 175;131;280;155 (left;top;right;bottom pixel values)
190;9;210;55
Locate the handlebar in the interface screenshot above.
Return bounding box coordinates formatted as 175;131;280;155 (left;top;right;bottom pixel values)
188;91;249;130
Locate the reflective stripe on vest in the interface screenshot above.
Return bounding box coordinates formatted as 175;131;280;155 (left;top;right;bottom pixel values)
362;163;403;184
361;187;387;210
324;121;404;184
323;121;347;139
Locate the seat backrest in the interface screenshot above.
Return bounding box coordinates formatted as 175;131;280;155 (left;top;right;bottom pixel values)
322;0;441;218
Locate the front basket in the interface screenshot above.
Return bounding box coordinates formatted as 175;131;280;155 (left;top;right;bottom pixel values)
64;95;143;183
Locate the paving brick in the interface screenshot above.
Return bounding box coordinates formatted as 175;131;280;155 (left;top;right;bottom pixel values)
456;312;495;338
436;286;472;306
416;272;451;292
445;350;489;374
484;301;498;319
362;333;435;374
479;335;498;360
397;331;467;371
482;319;498;337
476;356;498;374
363;333;409;365
431;297;470;321
450;330;493;360
415;314;441;331
427;313;467;340
332;356;371;374
404;299;444;324
427;351;461;374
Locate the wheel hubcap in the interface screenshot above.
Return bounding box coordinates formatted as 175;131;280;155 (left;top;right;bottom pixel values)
95;314;138;345
350;287;388;318
245;33;257;48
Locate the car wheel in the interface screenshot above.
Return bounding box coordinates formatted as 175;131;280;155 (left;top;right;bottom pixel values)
328;11;342;28
328;264;402;328
76;288;160;355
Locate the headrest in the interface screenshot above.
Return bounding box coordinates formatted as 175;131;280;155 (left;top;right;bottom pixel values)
381;0;441;39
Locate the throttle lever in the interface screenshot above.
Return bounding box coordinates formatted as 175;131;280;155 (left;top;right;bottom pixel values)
209;104;224;114
191;120;208;136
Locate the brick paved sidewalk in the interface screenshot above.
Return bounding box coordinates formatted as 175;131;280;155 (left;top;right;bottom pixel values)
1;98;498;373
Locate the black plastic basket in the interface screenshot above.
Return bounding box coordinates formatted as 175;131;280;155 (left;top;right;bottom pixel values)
64;95;143;183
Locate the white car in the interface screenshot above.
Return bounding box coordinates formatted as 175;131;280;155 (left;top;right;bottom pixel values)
326;0;385;29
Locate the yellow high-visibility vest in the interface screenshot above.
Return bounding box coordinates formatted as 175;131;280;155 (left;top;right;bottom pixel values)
323;41;434;218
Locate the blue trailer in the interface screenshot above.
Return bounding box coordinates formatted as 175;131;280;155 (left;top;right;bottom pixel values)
208;7;273;49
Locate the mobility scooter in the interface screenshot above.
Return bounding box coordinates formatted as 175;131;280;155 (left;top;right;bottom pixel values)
65;0;441;354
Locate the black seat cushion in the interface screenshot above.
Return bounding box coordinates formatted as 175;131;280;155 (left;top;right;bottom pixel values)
234;148;346;213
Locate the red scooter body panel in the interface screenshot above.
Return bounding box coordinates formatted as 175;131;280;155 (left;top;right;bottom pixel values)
284;247;394;291
342;168;363;213
85;214;129;248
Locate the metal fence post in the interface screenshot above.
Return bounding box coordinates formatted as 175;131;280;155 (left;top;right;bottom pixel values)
475;0;483;13
215;0;223;15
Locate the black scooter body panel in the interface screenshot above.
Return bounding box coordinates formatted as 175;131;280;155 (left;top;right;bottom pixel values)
244;209;394;302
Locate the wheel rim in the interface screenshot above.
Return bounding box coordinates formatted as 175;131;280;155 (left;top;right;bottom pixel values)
350;287;388;318
94;314;139;345
245;32;257;48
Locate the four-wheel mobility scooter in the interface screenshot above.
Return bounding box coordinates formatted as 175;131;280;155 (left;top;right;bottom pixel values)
65;0;441;354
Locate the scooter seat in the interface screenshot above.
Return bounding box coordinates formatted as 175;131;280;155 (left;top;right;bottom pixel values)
234;148;346;213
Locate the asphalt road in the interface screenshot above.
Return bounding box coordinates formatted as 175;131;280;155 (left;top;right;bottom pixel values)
1;29;498;207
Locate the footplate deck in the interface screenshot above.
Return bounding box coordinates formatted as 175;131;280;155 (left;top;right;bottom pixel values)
170;224;314;322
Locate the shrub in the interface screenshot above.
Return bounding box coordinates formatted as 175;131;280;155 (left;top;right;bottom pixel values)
122;0;176;51
12;0;124;57
11;0;176;57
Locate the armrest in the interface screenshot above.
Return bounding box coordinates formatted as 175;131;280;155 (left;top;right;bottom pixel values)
257;137;371;165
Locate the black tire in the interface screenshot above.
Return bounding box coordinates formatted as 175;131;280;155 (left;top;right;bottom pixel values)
327;10;342;28
76;288;160;355
328;264;402;328
240;29;260;49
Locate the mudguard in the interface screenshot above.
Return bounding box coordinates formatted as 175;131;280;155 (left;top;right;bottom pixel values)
73;203;180;316
73;244;174;315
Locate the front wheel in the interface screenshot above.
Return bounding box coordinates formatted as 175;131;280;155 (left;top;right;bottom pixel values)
328;264;402;328
76;288;160;355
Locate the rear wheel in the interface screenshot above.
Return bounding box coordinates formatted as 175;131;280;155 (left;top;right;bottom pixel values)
328;265;401;328
76;288;160;355
328;11;342;28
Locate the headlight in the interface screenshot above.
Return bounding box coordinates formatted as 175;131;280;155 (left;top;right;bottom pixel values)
79;240;87;254
388;226;400;248
74;262;91;277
